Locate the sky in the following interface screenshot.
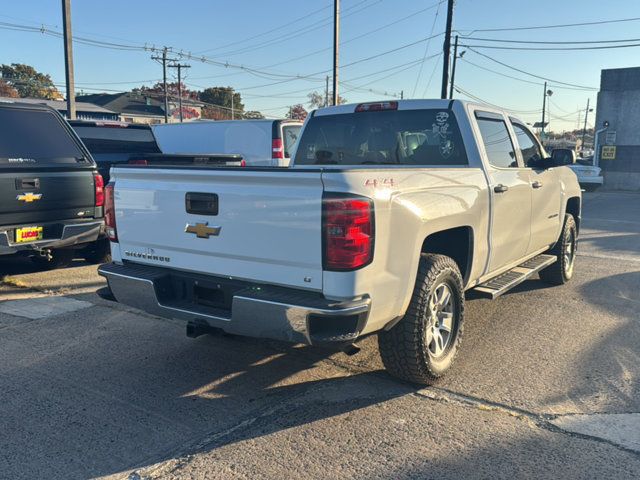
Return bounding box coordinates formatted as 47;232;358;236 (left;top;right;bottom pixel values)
1;0;639;131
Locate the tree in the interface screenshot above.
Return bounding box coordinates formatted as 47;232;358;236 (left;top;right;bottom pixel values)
198;87;244;120
1;63;61;99
244;110;265;119
307;90;347;109
0;79;19;98
133;82;196;100
286;104;308;121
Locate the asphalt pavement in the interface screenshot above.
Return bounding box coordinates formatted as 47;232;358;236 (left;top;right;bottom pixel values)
1;191;639;479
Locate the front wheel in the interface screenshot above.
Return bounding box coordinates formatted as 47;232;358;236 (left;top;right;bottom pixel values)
378;254;465;385
539;214;577;285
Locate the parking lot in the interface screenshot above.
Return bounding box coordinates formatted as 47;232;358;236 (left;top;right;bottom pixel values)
1;190;639;479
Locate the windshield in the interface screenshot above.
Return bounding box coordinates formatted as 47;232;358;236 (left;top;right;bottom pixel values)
0;107;85;166
294;109;467;166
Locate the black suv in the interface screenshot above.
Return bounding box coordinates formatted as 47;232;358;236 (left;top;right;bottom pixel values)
0;101;106;269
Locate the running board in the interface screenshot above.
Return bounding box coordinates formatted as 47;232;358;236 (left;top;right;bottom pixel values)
473;254;557;299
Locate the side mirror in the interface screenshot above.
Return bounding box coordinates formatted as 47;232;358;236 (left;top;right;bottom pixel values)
549;148;576;167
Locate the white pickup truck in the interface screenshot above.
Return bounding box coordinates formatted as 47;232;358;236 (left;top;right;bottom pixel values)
99;99;581;384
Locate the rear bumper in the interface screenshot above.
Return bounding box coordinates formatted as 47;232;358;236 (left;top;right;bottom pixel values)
98;262;370;346
578;176;604;185
0;220;103;256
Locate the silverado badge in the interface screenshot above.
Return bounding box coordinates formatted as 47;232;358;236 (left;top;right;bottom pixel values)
16;192;42;203
185;222;221;239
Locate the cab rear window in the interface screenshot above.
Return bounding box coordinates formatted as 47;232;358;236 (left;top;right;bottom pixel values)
0;107;86;166
294;109;467;166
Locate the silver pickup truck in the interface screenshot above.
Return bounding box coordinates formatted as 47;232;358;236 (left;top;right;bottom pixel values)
99;99;581;384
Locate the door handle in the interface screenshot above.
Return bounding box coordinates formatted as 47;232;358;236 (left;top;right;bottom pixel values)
532;181;543;189
493;184;509;193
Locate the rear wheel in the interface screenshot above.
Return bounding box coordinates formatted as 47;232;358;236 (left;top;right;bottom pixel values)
31;249;76;270
378;254;465;385
83;239;112;265
539;214;577;285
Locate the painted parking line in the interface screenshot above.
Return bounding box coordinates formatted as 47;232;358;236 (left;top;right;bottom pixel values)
0;296;92;319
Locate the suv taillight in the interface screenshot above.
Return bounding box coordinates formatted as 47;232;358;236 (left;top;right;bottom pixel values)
105;182;117;242
272;138;284;160
94;173;104;207
323;194;374;271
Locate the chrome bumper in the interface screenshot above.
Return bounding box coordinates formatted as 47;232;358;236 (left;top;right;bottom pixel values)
0;220;102;256
98;262;370;346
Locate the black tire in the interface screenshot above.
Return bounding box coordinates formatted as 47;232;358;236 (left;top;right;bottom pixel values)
83;239;112;265
539;214;577;286
378;254;465;385
31;249;76;270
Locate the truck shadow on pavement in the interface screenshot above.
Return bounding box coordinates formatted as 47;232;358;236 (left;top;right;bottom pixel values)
541;270;640;413
0;307;412;479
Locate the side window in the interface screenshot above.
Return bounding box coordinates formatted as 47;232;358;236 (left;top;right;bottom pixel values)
476;118;518;168
512;123;543;168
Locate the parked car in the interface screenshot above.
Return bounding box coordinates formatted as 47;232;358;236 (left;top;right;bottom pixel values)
0;101;105;268
572;155;603;192
70;120;244;183
98;99;581;384
151;119;303;167
68;120;162;183
550;148;603;191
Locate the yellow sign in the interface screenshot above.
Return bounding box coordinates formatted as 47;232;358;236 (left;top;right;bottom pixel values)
16;226;43;243
602;145;616;160
16;192;42;203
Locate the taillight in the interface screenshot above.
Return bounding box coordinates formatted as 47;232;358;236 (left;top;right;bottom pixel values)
128;159;148;165
355;101;398;112
240;159;246;167
104;183;117;242
272;138;284;160
323;194;374;271
94;173;104;207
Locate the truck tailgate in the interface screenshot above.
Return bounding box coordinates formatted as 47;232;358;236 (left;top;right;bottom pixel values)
0;169;96;226
113;167;324;290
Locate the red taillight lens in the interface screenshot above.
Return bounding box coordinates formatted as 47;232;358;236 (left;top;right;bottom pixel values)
94;173;104;207
128;159;148;165
272;138;284;160
355;101;398;112
323;194;374;270
240;159;246;167
104;182;117;242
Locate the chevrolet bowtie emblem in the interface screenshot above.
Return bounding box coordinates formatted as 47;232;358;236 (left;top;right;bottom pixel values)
16;192;42;203
185;222;221;239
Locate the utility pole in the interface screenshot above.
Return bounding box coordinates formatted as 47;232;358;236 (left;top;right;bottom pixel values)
230;88;235;120
332;0;340;105
541;81;547;137
325;75;329;107
61;0;76;120
440;0;455;99
448;34;459;99
152;47;177;123
400;90;404;100
168;63;190;123
581;98;592;151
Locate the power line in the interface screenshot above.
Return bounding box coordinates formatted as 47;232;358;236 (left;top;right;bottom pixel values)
456;16;640;34
458;57;599;91
460;42;640;51
459;35;640;45
467;48;597;90
194;2;333;54
411;0;443;97
454;85;541;115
